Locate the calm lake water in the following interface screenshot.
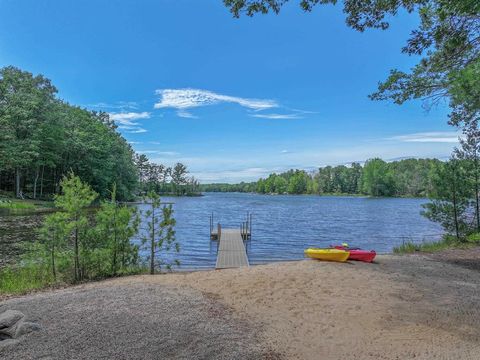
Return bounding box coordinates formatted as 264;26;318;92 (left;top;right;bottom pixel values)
135;192;443;269
0;193;442;269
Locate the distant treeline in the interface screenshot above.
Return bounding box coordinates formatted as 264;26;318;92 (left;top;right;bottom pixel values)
200;158;444;197
0;66;198;200
136;155;200;196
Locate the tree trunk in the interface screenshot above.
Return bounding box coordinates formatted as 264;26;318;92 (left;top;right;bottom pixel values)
33;167;39;199
40;165;45;197
452;167;460;240
53;168;56;195
475;158;480;232
51;243;56;282
74;220;80;281
15;168;21;198
150;205;155;275
112;207;118;276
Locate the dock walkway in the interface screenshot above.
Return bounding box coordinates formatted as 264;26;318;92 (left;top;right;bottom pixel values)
215;228;249;269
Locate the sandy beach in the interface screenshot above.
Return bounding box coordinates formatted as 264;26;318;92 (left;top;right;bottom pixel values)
1;251;479;359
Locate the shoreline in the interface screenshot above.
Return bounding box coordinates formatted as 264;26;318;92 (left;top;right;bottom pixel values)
202;191;429;199
1;248;478;299
1;250;479;359
0;247;469;301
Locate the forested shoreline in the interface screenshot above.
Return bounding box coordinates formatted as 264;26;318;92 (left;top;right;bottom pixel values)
201;158;443;197
0;66;199;201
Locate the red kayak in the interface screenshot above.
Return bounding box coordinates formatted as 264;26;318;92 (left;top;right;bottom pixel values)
334;246;376;263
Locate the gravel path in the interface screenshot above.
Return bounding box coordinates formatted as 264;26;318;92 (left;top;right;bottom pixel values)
0;282;265;360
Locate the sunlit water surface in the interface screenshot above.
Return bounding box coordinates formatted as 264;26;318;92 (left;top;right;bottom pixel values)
134;193;442;269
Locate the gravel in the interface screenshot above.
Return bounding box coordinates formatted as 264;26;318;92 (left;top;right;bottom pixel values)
0;282;265;360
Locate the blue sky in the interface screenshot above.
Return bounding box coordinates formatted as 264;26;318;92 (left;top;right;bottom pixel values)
0;0;458;182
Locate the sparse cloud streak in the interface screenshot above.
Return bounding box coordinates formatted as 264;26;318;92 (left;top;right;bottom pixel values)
388;131;461;143
138;150;180;156
177;110;198;119
110;112;150;134
86;101;139;110
109;112;151;125
118;125;147;133
154;88;278;118
251;113;300;119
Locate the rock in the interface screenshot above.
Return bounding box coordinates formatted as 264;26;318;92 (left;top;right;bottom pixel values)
0;324;17;339
0;310;40;340
0;338;19;349
15;321;41;338
0;310;24;329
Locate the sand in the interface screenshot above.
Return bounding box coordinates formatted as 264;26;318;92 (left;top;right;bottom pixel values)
1;253;480;359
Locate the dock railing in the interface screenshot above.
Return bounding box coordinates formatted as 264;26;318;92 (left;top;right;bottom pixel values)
210;212;252;241
240;212;252;240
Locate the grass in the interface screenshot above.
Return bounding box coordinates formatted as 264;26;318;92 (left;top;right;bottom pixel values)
0;200;35;210
0;261;149;297
393;234;480;254
0;263;54;296
0;195;56;213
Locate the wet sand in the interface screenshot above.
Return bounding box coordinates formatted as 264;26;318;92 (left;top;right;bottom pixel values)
1;252;479;359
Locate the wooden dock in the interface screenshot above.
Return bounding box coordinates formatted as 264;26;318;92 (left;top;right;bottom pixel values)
215;228;249;269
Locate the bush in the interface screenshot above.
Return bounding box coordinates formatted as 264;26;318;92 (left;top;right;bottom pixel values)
466;233;480;244
393;234;477;254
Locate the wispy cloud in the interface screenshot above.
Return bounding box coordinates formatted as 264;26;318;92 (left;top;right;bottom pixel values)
109;111;151;125
280;150;290;154
110;112;150;134
153;88;315;119
177;110;198;119
154;88;278;117
118;125;147;134
86;101;139;110
389;131;461;143
138;150;180;156
251;113;300;119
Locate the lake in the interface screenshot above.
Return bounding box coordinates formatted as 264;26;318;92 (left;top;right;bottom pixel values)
134;192;443;269
0;193;442;269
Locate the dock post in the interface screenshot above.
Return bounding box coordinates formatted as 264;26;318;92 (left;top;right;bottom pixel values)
210;213;212;236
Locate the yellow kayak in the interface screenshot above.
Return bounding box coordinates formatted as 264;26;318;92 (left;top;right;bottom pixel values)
304;248;350;262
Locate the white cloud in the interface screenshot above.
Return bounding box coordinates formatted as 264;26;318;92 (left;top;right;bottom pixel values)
138;150;180;156
86;101;139;110
111;112;150;134
109;112;151;125
154;88;277;113
118;125;147;134
389;131;461;143
177;110;198;119
137;150;159;154
251;113;300;119
280;150;290;154
157;151;180;156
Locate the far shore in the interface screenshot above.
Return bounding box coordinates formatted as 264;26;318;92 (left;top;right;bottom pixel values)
1;249;479;359
201;191;433;200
